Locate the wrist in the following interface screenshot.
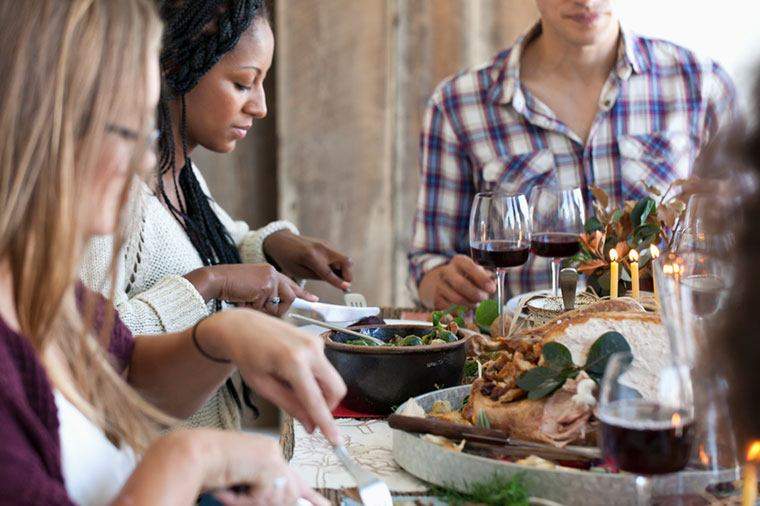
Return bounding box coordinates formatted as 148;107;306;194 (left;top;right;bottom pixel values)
184;267;219;301
262;230;292;267
196;309;249;365
418;266;445;309
150;430;208;492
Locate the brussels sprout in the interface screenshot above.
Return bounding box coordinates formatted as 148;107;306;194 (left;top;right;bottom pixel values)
438;330;458;343
429;338;446;345
400;335;424;346
347;338;380;347
420;331;437;344
390;334;405;345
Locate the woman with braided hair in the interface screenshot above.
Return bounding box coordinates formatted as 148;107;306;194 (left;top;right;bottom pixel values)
82;0;353;429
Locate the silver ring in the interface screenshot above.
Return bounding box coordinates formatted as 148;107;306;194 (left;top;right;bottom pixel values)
268;297;281;306
273;475;287;490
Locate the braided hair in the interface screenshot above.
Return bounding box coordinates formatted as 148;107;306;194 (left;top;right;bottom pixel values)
156;0;269;415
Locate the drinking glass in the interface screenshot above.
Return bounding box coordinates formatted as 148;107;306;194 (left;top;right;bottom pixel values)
653;252;740;496
529;185;585;296
599;352;695;505
677;194;735;256
469;191;531;337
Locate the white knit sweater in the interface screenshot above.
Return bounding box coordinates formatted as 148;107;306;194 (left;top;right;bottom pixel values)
80;165;298;429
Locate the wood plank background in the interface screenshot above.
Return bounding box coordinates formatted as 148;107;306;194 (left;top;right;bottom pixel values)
198;0;538;307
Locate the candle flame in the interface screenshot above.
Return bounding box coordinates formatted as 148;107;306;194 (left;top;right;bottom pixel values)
747;441;760;462
671;412;682;427
629;249;639;262
609;249;618;262
699;445;710;466
650;244;660;258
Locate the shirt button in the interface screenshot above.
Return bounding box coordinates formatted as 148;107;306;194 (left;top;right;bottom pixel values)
603;98;613;109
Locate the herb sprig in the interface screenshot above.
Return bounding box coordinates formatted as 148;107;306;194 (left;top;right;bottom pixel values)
430;474;530;506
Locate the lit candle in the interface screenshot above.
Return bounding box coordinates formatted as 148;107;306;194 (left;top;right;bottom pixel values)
629;249;640;301
743;441;760;506
650;245;661;308
609;249;619;299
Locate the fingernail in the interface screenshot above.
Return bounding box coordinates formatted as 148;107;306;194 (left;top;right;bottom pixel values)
486;282;496;292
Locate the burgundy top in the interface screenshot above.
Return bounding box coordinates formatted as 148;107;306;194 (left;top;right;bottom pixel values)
0;287;135;505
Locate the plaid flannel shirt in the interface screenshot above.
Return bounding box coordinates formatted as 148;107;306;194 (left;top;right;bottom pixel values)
409;23;737;300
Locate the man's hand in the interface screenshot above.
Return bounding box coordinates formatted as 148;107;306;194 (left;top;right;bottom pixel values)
418;255;496;310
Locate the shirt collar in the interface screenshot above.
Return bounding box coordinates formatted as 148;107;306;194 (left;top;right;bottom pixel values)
491;20;649;105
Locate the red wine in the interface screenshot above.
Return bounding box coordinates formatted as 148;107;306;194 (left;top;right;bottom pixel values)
530;233;581;258
682;275;725;316
470;241;530;269
599;400;693;475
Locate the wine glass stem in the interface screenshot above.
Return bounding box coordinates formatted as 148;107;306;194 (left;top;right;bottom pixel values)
551;258;562;297
496;268;507;337
635;475;652;506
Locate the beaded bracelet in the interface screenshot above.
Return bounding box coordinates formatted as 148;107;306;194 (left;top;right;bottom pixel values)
191;317;231;364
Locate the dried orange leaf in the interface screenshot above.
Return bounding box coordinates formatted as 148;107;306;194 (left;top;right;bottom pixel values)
590;185;610;211
578;259;608;275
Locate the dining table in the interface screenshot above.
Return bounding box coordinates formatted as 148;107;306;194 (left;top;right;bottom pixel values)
282;306;438;506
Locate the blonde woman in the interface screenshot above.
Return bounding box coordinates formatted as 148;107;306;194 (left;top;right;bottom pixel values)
81;0;354;430
0;0;339;504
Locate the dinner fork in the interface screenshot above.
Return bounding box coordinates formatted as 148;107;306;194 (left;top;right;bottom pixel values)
344;292;368;308
332;445;393;506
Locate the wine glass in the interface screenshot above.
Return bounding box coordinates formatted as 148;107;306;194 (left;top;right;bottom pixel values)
599;352;695;505
529;185;585;296
677;194;735;256
653;252;740;493
469;191;531;337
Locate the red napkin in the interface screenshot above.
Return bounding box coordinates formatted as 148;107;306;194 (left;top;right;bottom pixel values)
331;402;385;419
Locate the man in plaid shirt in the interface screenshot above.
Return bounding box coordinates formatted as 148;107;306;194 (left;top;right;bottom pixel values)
409;0;737;310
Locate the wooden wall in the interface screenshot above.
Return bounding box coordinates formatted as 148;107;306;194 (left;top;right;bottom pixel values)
203;0;538;307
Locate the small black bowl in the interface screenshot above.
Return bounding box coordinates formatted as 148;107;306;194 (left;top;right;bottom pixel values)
323;324;468;414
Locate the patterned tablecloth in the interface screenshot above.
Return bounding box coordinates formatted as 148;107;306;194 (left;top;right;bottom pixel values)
289;418;427;493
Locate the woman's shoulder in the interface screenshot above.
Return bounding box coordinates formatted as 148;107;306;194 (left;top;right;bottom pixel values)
0;316;59;435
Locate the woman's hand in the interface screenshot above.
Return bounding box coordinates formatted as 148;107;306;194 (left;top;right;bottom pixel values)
184;263;318;317
117;429;328;505
199;309;346;444
263;231;353;291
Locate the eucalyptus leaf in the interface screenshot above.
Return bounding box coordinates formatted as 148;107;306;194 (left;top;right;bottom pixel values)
584;331;632;378
610;209;624;224
516;366;557;391
519;366;578;400
476;299;500;327
634;223;660;244
516;366;569;400
541;342;574;372
631;197;656;227
526;379;564;400
585;216;604;233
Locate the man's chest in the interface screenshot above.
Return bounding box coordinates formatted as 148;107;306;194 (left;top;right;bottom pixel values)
521;76;605;143
460;89;701;205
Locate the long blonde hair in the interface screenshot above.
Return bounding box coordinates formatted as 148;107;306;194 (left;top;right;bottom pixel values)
0;0;168;452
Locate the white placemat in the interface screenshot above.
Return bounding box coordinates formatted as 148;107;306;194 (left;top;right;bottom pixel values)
290;418;427;492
